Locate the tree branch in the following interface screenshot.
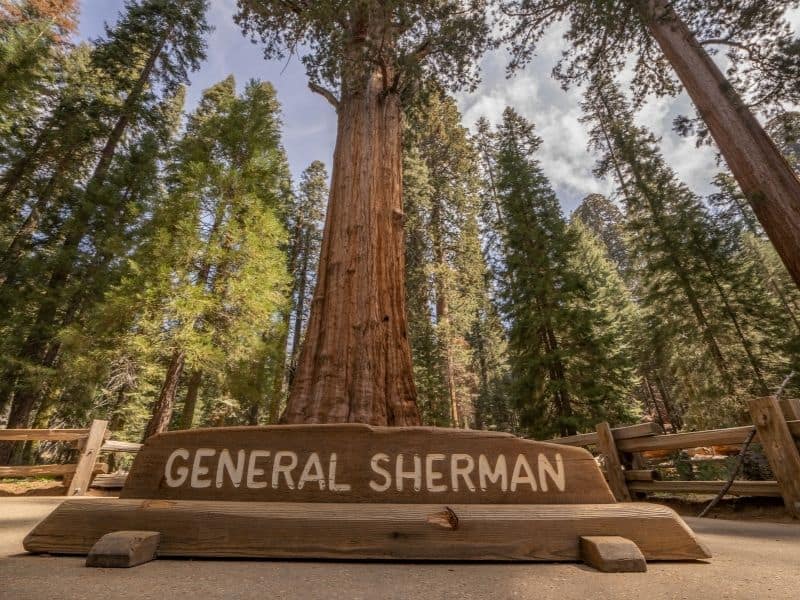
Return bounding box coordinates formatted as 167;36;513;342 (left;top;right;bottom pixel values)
308;82;340;111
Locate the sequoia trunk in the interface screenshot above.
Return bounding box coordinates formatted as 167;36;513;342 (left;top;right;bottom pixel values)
283;73;420;425
637;0;800;288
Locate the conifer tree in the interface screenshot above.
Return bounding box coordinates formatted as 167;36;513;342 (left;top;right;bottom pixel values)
135;77;290;438
491;108;638;438
501;0;800;290
0;0;210;461
583;74;798;427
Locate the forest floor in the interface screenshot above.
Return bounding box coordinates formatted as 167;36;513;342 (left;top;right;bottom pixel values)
0;497;798;600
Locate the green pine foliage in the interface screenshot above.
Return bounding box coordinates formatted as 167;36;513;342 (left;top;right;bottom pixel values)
487;107;640;438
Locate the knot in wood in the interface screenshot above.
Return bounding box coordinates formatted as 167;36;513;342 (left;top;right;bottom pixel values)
426;506;458;531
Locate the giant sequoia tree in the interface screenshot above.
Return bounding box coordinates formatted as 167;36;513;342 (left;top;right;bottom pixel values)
502;0;800;289
235;1;490;425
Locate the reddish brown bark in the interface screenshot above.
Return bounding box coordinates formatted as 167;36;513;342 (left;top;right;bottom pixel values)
637;0;800;289
283;72;420;426
144;349;186;440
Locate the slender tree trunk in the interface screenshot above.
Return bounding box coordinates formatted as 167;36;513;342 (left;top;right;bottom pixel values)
636;0;800;288
698;253;769;394
543;324;576;436
144;349;186;440
431;201;459;428
268;311;291;424
179;370;202;429
283;72;420;426
290;231;310;367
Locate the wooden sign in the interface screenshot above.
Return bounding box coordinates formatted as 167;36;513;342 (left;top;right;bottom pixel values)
23;424;710;567
120;424;614;504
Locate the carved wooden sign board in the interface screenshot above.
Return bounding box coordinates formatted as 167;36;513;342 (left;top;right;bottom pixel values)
25;424;710;565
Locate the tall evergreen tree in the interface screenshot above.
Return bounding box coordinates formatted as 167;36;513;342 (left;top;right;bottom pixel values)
501;0;800;290
583;74;798;428
0;0;210;462
491;108;638;438
135;77;290;438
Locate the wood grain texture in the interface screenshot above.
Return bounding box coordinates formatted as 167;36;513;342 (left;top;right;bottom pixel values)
0;429;90;442
68;420;108;496
596;422;631;502
779;399;800;422
580;536;647;573
86;531;160;568
551;423;661;447
24;499;710;562
120;424;615;505
616;426;756;453
749;397;800;517
0;463;107;479
101;440;142;453
627;480;782;497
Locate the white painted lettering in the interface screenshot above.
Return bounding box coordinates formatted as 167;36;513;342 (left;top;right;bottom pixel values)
510;454;537;492
425;454;447;493
298;452;326;491
165;448;190;487
246;450;270;489
216;449;245;488
395;454;422;492
369;453;392;492
328;453;351;492
272;451;298;489
190;448;216;488
478;454;508;492
538;453;566;492
451;454;476;492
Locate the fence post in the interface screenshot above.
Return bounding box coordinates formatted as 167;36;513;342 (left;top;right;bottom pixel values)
68;419;108;496
596;422;631;502
749;397;800;518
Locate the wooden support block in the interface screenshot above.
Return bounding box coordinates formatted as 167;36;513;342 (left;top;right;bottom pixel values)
749;397;800;518
86;531;160;568
580;536;647;573
24;499;710;561
596;422;632;502
68;419;108;496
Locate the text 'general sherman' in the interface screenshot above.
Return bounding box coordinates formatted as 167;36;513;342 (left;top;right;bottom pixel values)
163;449;567;494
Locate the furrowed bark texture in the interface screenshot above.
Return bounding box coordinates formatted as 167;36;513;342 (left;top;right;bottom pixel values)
638;0;800;289
283;73;420;426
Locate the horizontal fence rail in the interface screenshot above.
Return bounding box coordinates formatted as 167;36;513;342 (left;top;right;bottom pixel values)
0;420;140;495
547;397;800;518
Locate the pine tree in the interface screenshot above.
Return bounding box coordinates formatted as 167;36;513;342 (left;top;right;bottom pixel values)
572;194;628;273
583;73;798;428
491;108;638;438
501;0;800;290
0;0;210;461
133;77;290;438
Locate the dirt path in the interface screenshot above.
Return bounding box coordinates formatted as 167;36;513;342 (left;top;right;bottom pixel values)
1;497;798;600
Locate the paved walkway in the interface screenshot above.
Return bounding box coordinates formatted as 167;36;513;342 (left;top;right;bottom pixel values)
1;497;799;600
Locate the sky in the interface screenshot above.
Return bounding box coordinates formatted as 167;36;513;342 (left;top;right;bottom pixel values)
78;1;748;214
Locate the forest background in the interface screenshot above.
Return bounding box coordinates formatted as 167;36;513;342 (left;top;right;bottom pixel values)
2;0;800;464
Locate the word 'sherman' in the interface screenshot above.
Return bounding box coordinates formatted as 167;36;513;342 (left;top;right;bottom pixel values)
163;448;568;494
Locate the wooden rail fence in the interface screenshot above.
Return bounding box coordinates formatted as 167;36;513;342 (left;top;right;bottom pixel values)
0;420;142;495
550;396;800;518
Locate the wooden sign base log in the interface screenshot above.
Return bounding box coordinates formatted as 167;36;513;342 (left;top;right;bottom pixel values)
23;425;710;565
26;500;707;562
